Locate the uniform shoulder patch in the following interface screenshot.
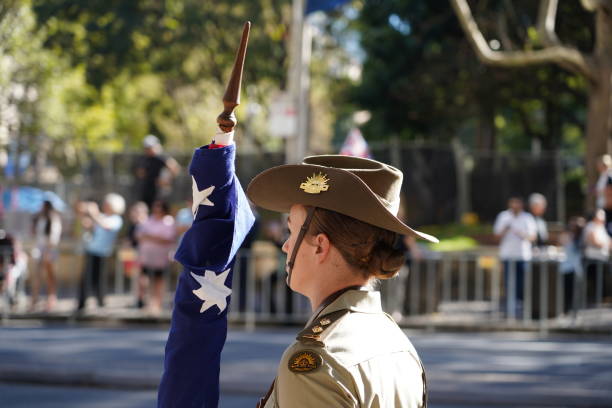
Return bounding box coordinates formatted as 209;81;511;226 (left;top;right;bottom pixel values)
288;349;322;373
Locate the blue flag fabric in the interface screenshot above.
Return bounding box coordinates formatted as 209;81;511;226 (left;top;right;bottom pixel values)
158;144;255;408
306;0;350;14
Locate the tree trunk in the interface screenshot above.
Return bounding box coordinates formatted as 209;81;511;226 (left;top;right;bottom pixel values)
476;105;496;150
585;5;612;211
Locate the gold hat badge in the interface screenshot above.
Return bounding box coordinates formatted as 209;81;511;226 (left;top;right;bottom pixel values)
300;173;330;194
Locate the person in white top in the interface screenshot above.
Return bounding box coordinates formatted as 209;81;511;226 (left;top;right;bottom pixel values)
528;193;548;251
493;197;537;314
583;209;611;305
30;200;62;311
583;209;610;262
595;154;612;209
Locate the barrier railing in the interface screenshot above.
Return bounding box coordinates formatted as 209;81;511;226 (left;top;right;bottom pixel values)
225;250;611;332
1;247;610;332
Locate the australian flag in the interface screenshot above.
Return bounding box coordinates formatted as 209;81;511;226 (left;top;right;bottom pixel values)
158;143;255;408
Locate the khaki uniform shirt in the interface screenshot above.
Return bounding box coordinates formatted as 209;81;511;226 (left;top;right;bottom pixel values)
263;290;425;408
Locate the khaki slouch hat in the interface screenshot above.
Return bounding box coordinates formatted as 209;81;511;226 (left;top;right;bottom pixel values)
247;155;438;243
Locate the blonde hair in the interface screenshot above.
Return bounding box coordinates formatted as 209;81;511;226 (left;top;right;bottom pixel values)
105;193;126;215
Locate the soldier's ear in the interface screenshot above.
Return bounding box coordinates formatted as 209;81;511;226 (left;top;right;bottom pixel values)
313;233;330;260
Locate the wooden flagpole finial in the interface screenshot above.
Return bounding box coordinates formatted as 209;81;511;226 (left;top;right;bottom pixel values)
217;21;251;133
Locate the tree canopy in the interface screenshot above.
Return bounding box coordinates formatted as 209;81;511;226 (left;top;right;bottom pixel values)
349;0;593;154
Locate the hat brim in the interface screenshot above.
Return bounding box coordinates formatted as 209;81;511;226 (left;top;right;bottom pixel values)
246;164;438;243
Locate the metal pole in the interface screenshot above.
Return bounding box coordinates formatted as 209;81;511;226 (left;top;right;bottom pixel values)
475;256;484;301
262;257;272;320
459;256;468;302
286;0;310;163
2;253;9;324
556;264;563;319
492;259;501;317
397;264;409;321
114;252;122;295
539;262;549;334
426;259;436;315
410;260;421;315
230;251;242;321
523;261;532;322
582;259;589;311
442;256;451;302
596;261;603;307
246;250;257;331
507;261;516;321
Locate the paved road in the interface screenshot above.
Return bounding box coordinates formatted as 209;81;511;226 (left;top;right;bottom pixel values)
0;383;257;408
0;323;611;407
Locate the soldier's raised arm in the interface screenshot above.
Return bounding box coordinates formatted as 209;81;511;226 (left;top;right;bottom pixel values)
157;22;255;408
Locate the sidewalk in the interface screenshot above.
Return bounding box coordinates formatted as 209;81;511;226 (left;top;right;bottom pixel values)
3;293;612;334
0;324;611;407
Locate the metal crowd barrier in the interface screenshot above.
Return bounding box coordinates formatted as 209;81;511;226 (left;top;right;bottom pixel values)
1;246;611;332
224;250;612;332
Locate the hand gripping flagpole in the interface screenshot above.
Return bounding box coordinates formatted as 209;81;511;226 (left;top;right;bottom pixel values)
216;21;251;135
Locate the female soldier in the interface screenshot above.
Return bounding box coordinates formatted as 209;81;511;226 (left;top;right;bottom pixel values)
247;154;438;408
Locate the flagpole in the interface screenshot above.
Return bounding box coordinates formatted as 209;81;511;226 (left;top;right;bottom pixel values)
217;22;251;135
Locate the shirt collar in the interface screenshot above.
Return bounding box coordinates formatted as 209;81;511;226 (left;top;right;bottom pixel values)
320;289;383;316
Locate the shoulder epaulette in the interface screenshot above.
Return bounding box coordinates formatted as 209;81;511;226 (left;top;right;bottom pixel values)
296;309;350;346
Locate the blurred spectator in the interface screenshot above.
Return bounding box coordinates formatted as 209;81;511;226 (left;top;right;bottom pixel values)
528;193;549;251
583;209;610;305
261;218;292;315
126;201;149;250
493;197;536;315
559;216;586;314
595;154;612;209
603;182;612;237
30;201;62;311
0;230;27;308
76;193;125;311
134;135;180;208
584;209;610;262
175;198;193;238
121;202;148;283
136;200;176;314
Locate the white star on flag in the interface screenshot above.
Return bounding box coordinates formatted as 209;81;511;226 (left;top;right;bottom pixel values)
192;176;215;216
190;269;232;314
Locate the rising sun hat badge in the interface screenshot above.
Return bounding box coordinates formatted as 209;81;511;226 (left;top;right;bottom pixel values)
299;173;330;194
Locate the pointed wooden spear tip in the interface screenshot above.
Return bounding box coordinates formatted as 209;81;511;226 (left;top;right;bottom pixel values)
217;21;251;133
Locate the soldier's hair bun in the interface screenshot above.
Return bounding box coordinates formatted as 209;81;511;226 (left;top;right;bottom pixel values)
307;207;405;280
368;240;405;279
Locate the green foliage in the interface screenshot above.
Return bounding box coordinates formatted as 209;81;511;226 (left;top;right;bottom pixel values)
32;0;290;90
347;0;592;152
418;222;492;252
419;222;492;241
26;0;291;151
428;236;478;252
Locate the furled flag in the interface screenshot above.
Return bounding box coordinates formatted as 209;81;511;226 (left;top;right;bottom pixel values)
306;0;351;14
340;127;372;158
157;141;255;408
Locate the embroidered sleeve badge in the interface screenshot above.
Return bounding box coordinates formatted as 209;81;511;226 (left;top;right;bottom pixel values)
288;350;322;373
299;173;330;194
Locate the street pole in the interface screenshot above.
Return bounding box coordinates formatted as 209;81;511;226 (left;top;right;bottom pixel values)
286;0;311;164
